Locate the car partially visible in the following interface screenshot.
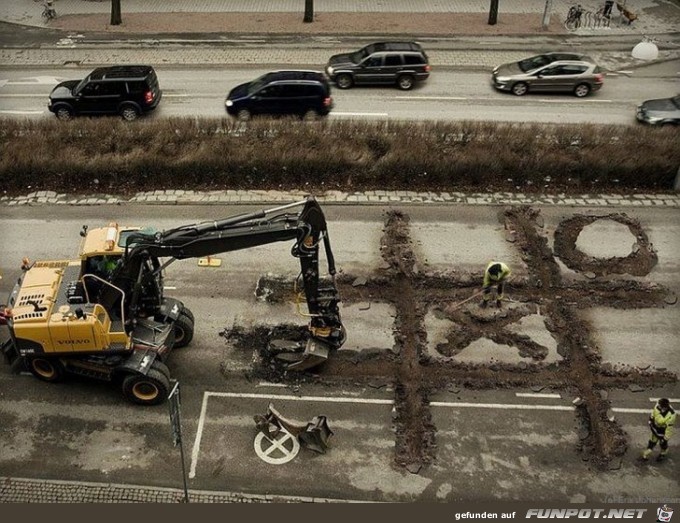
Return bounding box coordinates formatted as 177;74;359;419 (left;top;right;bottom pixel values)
636;95;680;126
491;53;604;98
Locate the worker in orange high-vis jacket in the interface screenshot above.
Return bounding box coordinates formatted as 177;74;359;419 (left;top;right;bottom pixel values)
480;261;511;309
641;398;676;462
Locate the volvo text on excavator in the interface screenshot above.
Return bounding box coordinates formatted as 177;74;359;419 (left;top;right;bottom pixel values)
0;197;345;405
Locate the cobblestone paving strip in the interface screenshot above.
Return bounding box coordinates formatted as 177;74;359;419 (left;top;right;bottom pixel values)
0;476;355;503
1;190;678;207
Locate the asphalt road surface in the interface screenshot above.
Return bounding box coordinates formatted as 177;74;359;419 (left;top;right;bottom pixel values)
0;65;676;124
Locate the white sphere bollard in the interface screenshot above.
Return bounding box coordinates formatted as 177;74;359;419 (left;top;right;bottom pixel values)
632;41;659;60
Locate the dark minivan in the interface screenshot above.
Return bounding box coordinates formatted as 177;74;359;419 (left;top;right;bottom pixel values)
225;70;333;121
325;41;430;90
48;65;162;121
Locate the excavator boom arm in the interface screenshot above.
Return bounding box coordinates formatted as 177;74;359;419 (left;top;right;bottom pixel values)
111;197;344;369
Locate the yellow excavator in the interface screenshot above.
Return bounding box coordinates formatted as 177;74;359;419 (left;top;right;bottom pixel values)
0;197;345;405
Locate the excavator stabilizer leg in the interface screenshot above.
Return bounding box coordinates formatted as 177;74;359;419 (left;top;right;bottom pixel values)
1;338;25;373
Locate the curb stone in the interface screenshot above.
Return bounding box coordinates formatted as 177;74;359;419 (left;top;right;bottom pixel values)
1;191;678;207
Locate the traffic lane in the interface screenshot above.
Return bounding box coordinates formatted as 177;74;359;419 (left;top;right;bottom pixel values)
2;67;676;122
0;370;183;485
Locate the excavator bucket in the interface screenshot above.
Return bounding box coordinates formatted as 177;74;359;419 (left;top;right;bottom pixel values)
284;338;330;371
299;416;334;454
254;403;334;454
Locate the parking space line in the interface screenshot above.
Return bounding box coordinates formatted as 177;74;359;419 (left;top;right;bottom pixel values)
515;392;562;399
431;401;573;410
189;391;211;479
207;391;394;404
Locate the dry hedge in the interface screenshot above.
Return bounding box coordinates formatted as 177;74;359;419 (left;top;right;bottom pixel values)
0;117;677;195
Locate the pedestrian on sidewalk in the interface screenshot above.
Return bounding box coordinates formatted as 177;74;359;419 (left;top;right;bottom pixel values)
603;0;614;18
479;261;511;309
641;398;676;462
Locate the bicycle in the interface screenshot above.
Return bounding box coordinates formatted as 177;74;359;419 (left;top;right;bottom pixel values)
42;0;57;22
564;4;584;31
593;4;612;28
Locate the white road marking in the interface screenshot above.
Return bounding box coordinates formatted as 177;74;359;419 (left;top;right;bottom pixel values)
395;96;467;101
515;392;562;399
1;77;63;85
431;401;573;411
188;391;210;479
649;397;680;403
0;94;50;98
534;99;614;103
395;96;613;103
331;112;389;117
0;110;44;115
188;391;654;478
254;428;300;465
207;391;393;404
256;382;288;387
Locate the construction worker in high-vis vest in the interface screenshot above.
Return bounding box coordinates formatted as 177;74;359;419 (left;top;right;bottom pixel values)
480;261;511;308
641;398;676;462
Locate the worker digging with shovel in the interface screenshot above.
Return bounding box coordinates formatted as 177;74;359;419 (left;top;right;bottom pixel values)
480;261;512;309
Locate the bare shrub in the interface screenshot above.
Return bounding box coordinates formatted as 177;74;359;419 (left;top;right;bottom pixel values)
0;118;677;195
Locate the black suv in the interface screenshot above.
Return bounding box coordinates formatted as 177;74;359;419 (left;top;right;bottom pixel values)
325;42;430;90
48;65;162;121
225;70;333;121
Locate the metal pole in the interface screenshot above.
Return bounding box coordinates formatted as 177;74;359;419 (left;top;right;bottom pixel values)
542;0;554;30
178;434;190;503
168;381;190;503
488;0;499;25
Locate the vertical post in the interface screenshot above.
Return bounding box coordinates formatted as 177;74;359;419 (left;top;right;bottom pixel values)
169;380;190;503
303;0;314;23
542;0;553;30
488;0;499;25
110;0;122;26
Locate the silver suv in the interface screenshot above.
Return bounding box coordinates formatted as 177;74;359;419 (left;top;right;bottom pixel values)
325;42;430;91
492;53;604;98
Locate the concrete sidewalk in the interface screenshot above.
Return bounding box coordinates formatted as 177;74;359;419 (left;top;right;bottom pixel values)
0;0;679;69
7;0;680;35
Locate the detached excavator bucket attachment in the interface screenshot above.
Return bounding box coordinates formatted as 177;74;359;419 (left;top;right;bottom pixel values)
299;416;333;454
254;403;334;454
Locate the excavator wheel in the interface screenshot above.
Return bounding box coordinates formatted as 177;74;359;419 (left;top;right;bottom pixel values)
181;307;195;323
150;360;171;381
121;368;170;406
172;309;195;349
28;357;65;382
